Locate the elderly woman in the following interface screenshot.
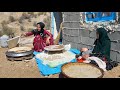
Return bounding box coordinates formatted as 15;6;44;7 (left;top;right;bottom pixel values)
21;22;54;52
92;28;111;62
76;28;118;70
76;28;111;62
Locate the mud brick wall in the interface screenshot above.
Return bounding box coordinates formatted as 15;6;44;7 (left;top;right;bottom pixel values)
62;12;120;62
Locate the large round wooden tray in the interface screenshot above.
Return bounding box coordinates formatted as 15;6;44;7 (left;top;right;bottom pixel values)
61;62;104;78
44;45;64;52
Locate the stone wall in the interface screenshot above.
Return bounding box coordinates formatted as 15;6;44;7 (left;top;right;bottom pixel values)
62;12;120;62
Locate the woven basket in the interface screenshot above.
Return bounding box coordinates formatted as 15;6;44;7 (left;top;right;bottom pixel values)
61;62;104;78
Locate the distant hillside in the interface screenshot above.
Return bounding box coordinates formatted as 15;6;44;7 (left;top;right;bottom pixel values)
0;12;51;37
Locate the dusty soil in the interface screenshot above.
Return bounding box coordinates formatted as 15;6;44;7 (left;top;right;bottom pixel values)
0;36;59;78
0;36;120;78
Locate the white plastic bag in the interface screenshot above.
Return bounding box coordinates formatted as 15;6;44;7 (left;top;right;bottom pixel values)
64;44;71;51
0;35;9;48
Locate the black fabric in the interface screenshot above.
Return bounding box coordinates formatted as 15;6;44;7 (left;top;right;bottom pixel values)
32;22;45;38
75;54;80;58
106;61;118;70
31;29;45;38
90;60;99;67
92;28;111;62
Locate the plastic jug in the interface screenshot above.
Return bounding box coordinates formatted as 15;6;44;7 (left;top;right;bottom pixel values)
0;35;9;48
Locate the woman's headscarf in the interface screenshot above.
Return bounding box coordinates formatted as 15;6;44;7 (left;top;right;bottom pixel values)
92;28;111;61
37;22;45;29
35;22;45;38
96;28;110;43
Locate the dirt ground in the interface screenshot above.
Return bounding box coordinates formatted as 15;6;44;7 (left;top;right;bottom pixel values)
0;36;59;78
0;36;120;78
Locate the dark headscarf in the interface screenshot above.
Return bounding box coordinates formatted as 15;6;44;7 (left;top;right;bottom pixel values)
37;22;45;29
97;28;110;43
32;22;45;38
92;28;111;61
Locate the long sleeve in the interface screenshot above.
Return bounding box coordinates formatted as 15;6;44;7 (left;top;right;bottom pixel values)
44;30;53;37
44;30;54;45
92;39;101;54
100;40;111;61
25;31;34;36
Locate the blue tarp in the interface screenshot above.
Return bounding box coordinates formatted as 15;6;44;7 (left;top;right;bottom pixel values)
33;48;80;76
85;12;116;22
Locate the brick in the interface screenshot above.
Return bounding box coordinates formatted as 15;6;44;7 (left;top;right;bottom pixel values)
77;43;83;50
117;42;120;51
80;29;90;37
67;30;71;35
89;30;97;38
64;12;80;15
67;36;71;42
73;36;79;43
77;36;81;43
62;28;70;34
79;29;82;36
108;31;120;41
72;36;76;42
63;12;72;15
87;45;93;50
77;43;88;50
72;36;81;44
68;36;73;42
71;42;78;49
63;22;80;28
63;13;80;21
110;51;117;61
63;22;69;28
70;22;80;28
76;43;81;50
63;15;71;21
81;37;94;45
89;38;95;45
63;34;68;41
82;44;89;48
81;37;88;45
70;29;79;36
117;53;120;62
63;40;71;45
111;42;117;51
70;15;80;21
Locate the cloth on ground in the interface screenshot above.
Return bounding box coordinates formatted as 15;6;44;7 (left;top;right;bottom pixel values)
35;51;75;68
85;56;107;71
33;48;79;76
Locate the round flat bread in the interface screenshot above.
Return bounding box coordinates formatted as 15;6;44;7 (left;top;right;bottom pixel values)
8;47;32;53
44;45;64;51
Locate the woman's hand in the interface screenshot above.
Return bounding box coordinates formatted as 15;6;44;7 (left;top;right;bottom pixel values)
82;54;90;60
46;37;50;45
21;33;26;38
78;56;82;59
83;60;90;63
